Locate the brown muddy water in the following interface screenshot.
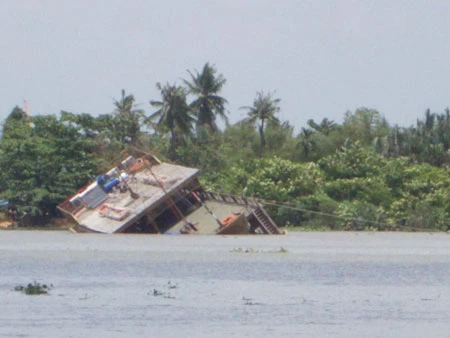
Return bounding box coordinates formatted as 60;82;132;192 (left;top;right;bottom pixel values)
1;231;450;337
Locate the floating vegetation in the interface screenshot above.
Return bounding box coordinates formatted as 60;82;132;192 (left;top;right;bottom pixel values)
231;248;259;253
242;296;262;306
151;289;164;297
14;281;52;295
277;247;288;253
230;247;288;254
79;293;89;300
167;281;178;289
150;289;176;299
149;281;179;299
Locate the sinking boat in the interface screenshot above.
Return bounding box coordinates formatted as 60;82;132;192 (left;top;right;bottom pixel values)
58;154;284;235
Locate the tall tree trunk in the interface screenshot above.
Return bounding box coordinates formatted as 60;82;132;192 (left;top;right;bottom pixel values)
169;129;178;161
258;122;266;158
259;120;266;148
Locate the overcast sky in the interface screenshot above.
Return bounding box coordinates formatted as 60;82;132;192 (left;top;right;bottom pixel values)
2;0;450;132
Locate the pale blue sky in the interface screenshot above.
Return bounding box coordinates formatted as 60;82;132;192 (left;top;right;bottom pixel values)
2;0;450;132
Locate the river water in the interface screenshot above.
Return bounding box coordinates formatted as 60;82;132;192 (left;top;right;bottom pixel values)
1;231;450;337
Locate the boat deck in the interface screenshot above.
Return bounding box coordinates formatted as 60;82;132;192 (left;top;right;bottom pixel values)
169;201;248;235
73;162;199;233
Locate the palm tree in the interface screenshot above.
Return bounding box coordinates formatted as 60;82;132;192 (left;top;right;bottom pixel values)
149;83;194;160
296;127;315;159
112;89;144;145
307;118;336;135
183;63;228;131
240;91;281;153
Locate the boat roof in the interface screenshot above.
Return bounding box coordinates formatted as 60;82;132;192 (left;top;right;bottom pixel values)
60;159;199;234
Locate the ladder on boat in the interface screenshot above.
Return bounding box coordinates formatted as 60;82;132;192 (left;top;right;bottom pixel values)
252;206;283;235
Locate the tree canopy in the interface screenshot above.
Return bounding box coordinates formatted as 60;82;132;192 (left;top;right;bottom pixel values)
183;63;228;131
240;91;281;155
149;83;194;161
1;63;450;231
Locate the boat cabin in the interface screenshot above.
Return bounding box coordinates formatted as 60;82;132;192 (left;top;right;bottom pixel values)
58;155;284;235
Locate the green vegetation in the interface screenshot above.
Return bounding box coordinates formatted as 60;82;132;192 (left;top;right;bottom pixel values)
1;63;450;231
230;247;288;254
14;282;51;295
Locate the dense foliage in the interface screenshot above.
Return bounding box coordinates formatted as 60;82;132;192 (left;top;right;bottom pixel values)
1;63;449;230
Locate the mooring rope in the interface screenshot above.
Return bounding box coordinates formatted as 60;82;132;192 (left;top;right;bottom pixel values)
255;199;438;231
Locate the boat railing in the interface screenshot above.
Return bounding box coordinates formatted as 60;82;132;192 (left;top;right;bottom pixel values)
195;191;260;208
